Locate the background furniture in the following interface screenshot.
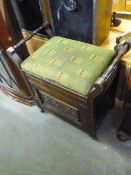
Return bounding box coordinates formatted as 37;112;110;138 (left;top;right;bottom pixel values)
0;18;50;105
125;0;131;11
117;107;131;141
22;31;48;55
0;0;29;60
101;19;131;141
112;11;131;26
0;1;53;105
101;19;131;106
48;0;113;45
112;0;131;11
9;0;113;45
9;0;52;55
112;0;131;26
112;0;126;11
0;42;34;105
116;31;131;106
115;30;131;142
0;0;35;105
10;0;44;32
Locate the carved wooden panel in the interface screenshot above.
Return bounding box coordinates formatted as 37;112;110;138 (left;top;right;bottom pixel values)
41;93;80;122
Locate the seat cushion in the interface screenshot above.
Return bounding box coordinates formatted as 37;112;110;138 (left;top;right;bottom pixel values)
21;36;115;96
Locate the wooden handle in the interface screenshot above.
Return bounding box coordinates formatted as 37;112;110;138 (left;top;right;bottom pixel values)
116;31;131;44
13;22;49;50
95;38;131;90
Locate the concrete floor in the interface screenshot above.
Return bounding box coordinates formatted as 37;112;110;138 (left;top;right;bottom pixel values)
0;91;131;175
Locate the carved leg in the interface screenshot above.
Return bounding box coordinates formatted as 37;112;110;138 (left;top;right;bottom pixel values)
81;106;96;139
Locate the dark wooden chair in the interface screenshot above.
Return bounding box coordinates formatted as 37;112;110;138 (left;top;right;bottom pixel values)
10;23;131;138
0;41;34;105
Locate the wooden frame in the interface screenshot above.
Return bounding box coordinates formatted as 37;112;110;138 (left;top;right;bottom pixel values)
16;23;131;138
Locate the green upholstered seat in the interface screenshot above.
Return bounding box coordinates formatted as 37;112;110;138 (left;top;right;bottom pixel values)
21;36;115;96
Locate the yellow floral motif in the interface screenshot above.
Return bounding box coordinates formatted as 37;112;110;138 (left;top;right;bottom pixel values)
33;63;39;72
90;54;103;61
70;56;77;62
82;45;94;51
90;54;97;60
78;69;92;78
70;56;81;63
50;59;57;64
58;39;64;43
64;47;71;52
47;49;52;53
58;38;69;45
57;71;63;79
78;69;85;76
46;49;55;56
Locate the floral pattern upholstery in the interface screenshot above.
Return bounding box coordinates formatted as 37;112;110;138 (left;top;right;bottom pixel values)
21;36;115;96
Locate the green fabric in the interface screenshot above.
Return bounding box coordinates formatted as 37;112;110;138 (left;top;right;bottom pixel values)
21;36;115;96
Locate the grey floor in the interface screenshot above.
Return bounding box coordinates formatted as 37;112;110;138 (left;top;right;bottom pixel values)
0;91;131;175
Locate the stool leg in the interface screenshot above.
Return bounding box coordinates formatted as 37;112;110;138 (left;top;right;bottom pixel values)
80;107;96;139
88;99;97;139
